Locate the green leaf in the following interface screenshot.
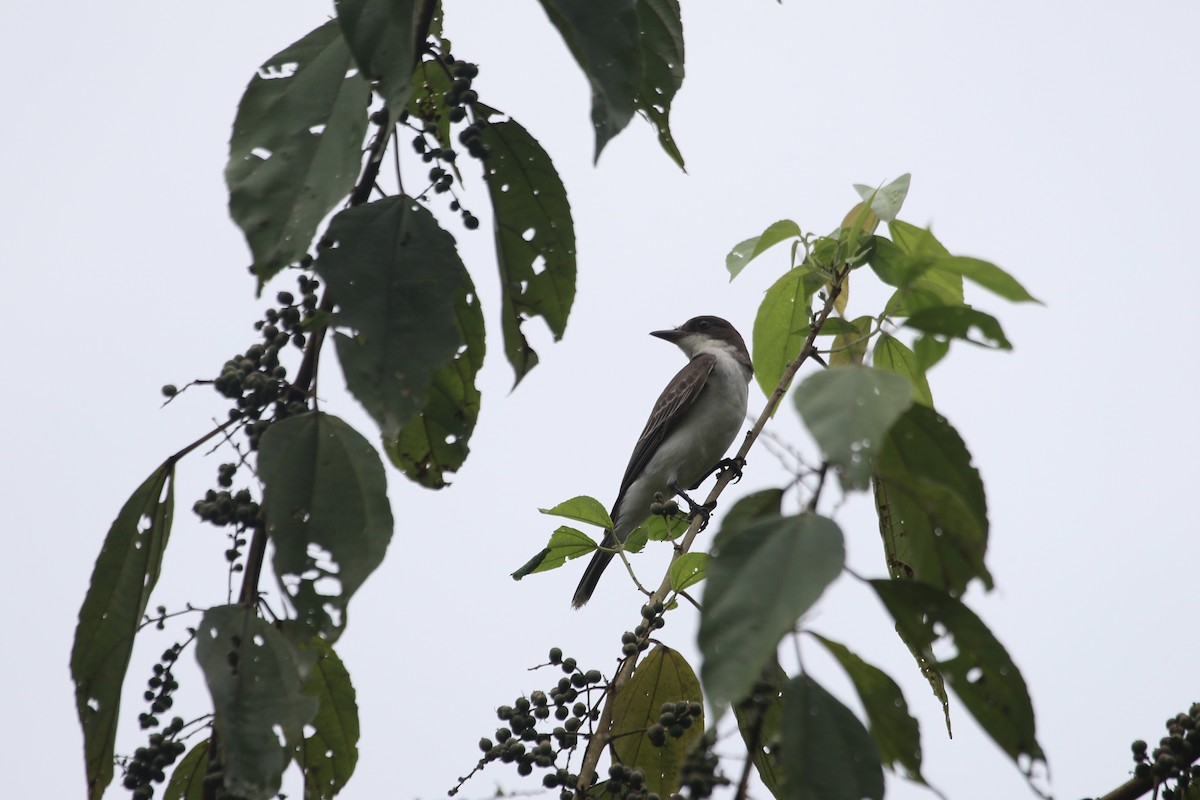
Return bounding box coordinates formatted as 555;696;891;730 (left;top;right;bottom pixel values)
720;489;785;533
638;508;691;541
872;333;933;407
913;334;950;371
782;674;884;800
196;605;320;800
259;412;394;641
873;403;991;597
226;20;370;285
407;58;457;165
810;634;927;783
478;110;577;385
870;579;1046;774
905;305;1013;349
316;196;467;441
792;366;913;490
699;514;844;711
334;0;419;121
635;0;685;169
668;552;707;593
732;658;788;799
811;317;861;336
727;220;801;281
930;255;1040;304
512;526;597;578
852;173;910;222
72;463;174;800
876;224;963;316
163;739;209;800
752;266;823;399
536;0;641;161
827;314;873;367
612;646;704;796
385;269;484;488
540;495;614;529
297;638;359;800
888;220;949;257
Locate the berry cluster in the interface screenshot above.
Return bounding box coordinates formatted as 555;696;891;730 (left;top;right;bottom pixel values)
621;602;667;658
120;716;188;800
603;764;652;799
139;642;184;730
646;700;702;747
1125;704;1200;799
677;732;729;799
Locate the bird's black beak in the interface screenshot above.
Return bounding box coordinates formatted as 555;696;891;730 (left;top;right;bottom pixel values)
650;327;685;342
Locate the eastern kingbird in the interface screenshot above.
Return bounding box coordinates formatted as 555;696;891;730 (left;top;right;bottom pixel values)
571;316;754;608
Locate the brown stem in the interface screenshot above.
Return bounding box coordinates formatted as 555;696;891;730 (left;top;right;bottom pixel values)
573;265;849;798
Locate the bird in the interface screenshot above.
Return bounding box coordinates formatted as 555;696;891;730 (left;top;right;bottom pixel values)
572;315;754;608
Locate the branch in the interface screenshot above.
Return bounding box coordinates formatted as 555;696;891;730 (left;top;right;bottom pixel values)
1094;776;1155;800
573;264;850;797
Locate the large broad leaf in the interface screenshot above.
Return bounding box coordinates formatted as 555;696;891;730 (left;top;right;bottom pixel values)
699;514;844;711
511;526;598;579
871;579;1046;776
334;0;419;120
72;463;174;800
873;404;991;597
782;674;884;800
752;266;823;399
793;366;913;490
196;605;320;800
733;658;788;799
385;269;484;488
297;638;360;800
810;634;927;784
163;739;209;800
905;305;1013;350
635;0;685;168
477;110;577;385
315;196;467;440
227;20;370;285
536;0;641;161
872;333;933;407
259;412;394;641
728;220;801;281
611;646;704;796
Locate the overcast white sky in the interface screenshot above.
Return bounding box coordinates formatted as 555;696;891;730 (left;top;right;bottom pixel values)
7;1;1200;799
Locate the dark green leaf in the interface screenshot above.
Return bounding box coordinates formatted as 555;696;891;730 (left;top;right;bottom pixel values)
852;174;910;223
727;220;801;281
699;514;844;710
536;0;641;161
870;579;1045;773
297;638;359;799
873;404;991;597
512;526;597;578
782;674;884;800
385;270;484;488
196;605;319;800
334;0;419;120
930;255;1040;304
72;463;174;800
540;495;614;529
163;739;209;800
612;646;704;796
259;412;394;641
635;0;685;169
478;110;577;385
793;366;913;490
905;305;1012;349
875;223;963;316
810;634;926;783
668;552;707;593
732;658;788;799
227;20;370;285
827;314;874;367
315;195;467;439
913;334;950;371
752;266;823;399
718;488;784;535
872;333;933;407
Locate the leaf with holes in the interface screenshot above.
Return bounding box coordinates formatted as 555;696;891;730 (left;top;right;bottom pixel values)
259;412;394;641
512;526;597;579
386;269;484;488
635;0;685;168
782;674;884;800
793;366;913;490
751;266;823;400
227;20;370;285
871;579;1045;776
196;605;319;800
297;638;359;800
699;514;844;711
315;196;467;441
163;739;209;800
476;110;576;385
612;646;704;796
334;0;419;120
72;463;174;800
727;220;801;281
536;0;641;161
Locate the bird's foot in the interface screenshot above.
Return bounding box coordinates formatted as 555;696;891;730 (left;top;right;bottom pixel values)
692;456;746;489
668;481;717;531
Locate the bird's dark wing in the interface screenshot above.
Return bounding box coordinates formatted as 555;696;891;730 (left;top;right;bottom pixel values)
615;353;716;498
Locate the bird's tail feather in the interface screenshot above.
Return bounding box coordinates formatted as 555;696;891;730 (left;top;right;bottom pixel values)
572;543;616;609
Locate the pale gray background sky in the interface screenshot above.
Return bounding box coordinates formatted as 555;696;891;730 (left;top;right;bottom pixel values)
6;2;1199;798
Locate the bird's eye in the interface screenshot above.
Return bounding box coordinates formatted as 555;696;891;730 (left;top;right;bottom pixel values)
696;319;710;330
